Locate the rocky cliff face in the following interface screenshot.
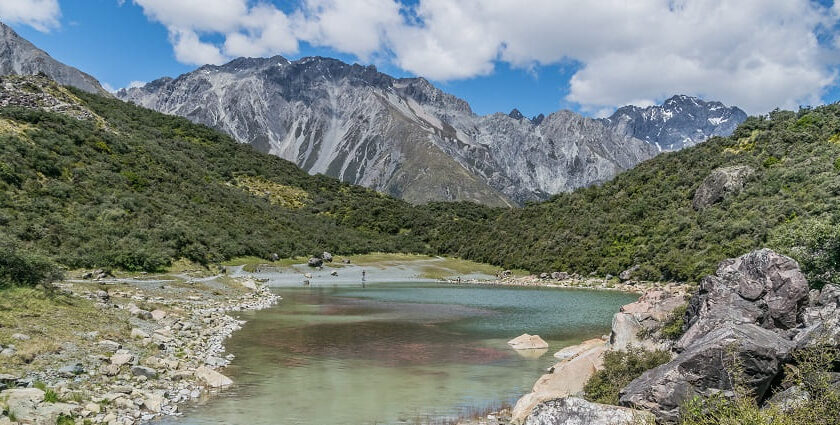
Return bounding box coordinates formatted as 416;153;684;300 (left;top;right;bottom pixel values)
0;22;108;96
118;56;744;205
602;95;747;152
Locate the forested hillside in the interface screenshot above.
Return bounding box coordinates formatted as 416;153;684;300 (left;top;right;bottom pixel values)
2;75;839;289
428;105;840;286
0;76;437;285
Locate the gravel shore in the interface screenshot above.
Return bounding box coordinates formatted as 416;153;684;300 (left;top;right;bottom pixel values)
0;274;279;425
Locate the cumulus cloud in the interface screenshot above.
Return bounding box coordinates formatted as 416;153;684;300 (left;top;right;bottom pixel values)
0;0;61;32
131;0;840;113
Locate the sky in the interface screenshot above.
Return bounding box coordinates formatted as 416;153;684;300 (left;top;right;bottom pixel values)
1;0;839;118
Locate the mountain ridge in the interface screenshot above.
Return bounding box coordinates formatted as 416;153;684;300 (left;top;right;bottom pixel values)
120;55;747;205
0;21;109;96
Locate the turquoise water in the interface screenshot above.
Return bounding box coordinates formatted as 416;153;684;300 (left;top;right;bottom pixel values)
160;282;635;425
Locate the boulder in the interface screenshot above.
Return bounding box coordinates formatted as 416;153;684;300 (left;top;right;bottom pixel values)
619;323;794;422
609;288;686;351
525;397;654;425
619;265;639;281
131;366;158;379
57;363;85;378
677;249;809;351
97;339;121;352
322;252;333;262
692;165;754;210
10;333;29;341
110;350;134;367
551;272;569;280
511;340;607;424
150;309;167;321
554;338;604;361
307;257;323;268
130;328;150;339
508;334;549;350
195;366;233;388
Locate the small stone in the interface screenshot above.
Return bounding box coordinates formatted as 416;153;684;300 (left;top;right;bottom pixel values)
58;363;85;378
130;328;150;339
195;366;233;388
11;333;30;341
110;350;134;367
150;310;167;321
85;402;102;414
130;366;158;379
97;340;122;353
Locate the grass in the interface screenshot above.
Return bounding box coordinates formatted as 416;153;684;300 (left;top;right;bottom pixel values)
0;287;130;374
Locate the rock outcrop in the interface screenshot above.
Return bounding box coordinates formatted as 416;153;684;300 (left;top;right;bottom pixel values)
620;323;795;422
609;286;687;351
692;165;755;210
677;248;809;350
0;22;108;95
525;397;654;425
619;249;820;422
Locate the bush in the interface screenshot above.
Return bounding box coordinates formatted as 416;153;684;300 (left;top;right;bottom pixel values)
660;303;688;340
769;217;840;288
0;236;63;289
583;347;671;405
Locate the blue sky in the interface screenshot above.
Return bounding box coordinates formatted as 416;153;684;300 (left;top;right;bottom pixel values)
4;0;840;117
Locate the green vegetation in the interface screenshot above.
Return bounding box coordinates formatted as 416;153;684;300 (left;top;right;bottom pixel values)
0;78;433;280
583;347;671;405
660;304;688;340
679;344;840;425
428;106;840;286
3;77;840;289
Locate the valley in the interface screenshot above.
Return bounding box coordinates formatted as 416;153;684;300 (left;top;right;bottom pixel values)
0;11;839;425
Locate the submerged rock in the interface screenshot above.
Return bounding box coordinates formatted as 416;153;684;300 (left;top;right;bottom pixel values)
508;334;549;350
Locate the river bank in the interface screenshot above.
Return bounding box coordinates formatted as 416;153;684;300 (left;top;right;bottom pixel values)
0;271;278;425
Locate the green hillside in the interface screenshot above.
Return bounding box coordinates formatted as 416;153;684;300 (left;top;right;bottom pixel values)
428;105;840;286
0;75;434;285
2;75;839;289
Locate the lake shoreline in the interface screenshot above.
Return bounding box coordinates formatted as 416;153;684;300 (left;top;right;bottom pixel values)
0;273;279;425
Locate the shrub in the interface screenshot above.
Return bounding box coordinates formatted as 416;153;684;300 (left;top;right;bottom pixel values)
583;347;671;405
0;236;63;289
769;217;840;288
660;303;688;340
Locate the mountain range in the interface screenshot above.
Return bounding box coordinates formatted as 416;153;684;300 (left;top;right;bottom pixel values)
117;56;746;205
0;21;746;206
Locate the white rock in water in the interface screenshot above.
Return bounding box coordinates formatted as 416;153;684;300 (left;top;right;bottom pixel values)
508;334;549;350
195;366;233;388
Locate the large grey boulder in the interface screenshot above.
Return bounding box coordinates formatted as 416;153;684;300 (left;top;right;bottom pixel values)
620;323;794;422
692;165;754;210
677;249;809;351
307;257;323;268
525;397;654;425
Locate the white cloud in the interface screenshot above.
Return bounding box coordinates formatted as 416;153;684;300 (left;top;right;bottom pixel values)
170;29;227;65
0;0;60;32
132;0;840;114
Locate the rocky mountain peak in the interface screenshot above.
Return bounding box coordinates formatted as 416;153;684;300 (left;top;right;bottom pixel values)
508;108;525;120
602;94;747;151
0;21;109;95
